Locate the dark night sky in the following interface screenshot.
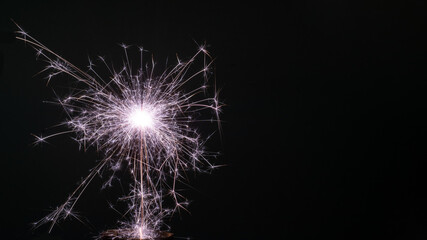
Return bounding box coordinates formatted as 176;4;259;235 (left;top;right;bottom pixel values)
1;1;427;240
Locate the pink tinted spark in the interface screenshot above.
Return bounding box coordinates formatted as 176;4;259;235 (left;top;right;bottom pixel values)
16;24;222;239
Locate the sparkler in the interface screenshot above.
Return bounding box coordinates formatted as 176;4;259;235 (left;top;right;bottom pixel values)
16;24;222;239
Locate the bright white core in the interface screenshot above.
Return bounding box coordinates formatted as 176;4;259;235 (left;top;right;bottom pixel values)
128;107;154;129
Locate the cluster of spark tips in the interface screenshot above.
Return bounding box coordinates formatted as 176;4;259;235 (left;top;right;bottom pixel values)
16;25;222;240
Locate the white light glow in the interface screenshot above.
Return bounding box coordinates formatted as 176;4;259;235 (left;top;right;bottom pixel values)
128;107;154;129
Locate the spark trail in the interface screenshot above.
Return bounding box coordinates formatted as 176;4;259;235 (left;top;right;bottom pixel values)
16;25;222;239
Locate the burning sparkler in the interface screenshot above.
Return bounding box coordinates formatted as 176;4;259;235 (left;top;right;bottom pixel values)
16;24;222;239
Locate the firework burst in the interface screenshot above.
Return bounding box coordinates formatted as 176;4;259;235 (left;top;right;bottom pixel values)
16;25;222;239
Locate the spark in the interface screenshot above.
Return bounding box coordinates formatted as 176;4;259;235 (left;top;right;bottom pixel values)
31;134;47;145
16;24;222;240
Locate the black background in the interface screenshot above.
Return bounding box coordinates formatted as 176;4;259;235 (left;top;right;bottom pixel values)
1;1;427;239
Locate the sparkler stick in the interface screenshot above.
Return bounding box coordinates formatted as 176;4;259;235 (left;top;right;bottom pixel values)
16;24;222;240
